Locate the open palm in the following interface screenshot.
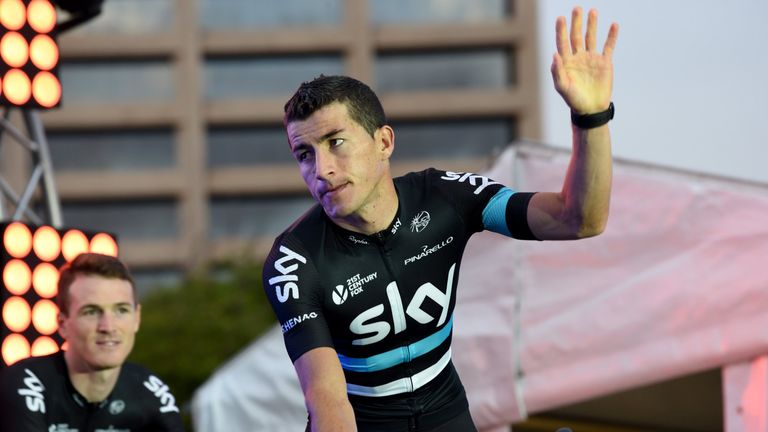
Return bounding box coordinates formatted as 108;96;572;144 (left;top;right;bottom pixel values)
551;7;619;114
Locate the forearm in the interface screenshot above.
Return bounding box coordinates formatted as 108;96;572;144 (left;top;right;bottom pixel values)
560;123;612;237
306;390;357;432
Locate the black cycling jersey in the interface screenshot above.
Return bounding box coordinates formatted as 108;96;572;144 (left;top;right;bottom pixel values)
263;168;535;427
0;352;184;432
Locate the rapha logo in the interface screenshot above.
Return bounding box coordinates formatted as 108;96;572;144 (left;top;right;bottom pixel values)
348;235;368;245
48;425;77;432
333;272;378;305
410;211;430;232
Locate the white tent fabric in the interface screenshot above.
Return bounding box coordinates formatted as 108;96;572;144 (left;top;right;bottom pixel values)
192;143;768;431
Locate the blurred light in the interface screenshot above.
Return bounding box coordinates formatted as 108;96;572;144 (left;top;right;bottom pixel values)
31;299;57;335
29;33;57;70
33;225;61;261
3;258;31;295
0;0;26;31
61;229;88;262
2;333;31;366
2;296;31;332
32;262;58;298
3;68;31;105
90;233;118;257
31;70;59;107
27;0;55;33
0;31;28;67
3;221;32;258
31;335;58;356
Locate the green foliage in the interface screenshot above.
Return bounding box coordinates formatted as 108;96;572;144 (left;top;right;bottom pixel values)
128;258;276;424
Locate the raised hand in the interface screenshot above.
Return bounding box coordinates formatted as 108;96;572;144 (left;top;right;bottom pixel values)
551;7;618;114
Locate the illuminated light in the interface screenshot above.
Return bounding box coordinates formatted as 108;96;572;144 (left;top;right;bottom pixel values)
0;0;26;31
3;68;31;105
2;333;31;366
27;0;56;34
2;296;31;332
33;225;61;262
62;229;89;262
31;336;59;356
0;31;29;68
90;233;118;257
31;71;60;108
32;262;58;298
29;34;58;70
3;221;33;258
3;259;32;295
31;299;58;335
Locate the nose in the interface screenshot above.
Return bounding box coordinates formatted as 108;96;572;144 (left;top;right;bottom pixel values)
97;312;116;333
314;148;336;181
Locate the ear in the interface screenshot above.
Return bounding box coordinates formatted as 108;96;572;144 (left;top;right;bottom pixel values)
376;125;395;160
134;303;142;332
57;312;68;339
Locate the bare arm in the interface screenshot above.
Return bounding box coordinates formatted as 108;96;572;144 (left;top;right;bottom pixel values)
294;347;357;432
528;7;619;240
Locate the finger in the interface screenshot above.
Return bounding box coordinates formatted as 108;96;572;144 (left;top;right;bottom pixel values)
550;53;567;90
602;22;619;58
555;16;569;57
569;6;583;54
585;9;598;52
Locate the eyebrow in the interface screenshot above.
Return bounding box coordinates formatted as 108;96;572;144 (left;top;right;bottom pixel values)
290;128;345;153
78;302;135;312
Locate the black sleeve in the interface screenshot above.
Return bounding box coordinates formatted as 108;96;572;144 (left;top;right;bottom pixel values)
0;364;49;432
139;372;186;432
262;233;333;362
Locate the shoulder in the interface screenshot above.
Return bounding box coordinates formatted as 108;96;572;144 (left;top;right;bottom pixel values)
0;353;60;389
120;362;181;415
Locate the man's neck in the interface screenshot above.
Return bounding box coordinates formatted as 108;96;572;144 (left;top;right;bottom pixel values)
332;176;398;236
65;353;121;403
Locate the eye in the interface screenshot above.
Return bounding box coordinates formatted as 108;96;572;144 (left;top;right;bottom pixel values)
330;138;344;147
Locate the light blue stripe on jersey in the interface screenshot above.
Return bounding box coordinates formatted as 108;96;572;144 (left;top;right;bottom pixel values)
482;186;514;236
338;315;454;373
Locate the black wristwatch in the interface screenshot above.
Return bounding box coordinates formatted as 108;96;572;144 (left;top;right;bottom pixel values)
571;102;614;129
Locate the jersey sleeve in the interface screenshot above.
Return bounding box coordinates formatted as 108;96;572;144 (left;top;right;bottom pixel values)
138;371;185;432
0;364;49;432
262;233;334;362
427;168;539;240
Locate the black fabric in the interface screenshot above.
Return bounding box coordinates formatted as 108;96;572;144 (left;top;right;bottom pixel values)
507;191;539;240
0;352;185;432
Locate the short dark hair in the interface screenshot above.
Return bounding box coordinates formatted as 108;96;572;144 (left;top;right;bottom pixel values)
283;75;387;137
56;253;136;315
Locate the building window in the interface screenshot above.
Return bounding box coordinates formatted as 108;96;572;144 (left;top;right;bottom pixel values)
389;118;515;161
62;199;178;240
200;0;342;29
59;60;174;103
370;0;509;24
209;195;314;239
48;129;175;171
62;0;174;35
205;55;343;100
207;126;293;167
375;49;512;92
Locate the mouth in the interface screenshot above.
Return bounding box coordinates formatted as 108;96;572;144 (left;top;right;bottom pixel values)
320;182;348;199
95;340;121;348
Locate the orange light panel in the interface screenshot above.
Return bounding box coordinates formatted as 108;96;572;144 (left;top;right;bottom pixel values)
26;0;55;34
29;33;57;70
3;258;31;295
90;233;118;257
31;335;58;356
0;31;28;68
31;299;57;335
2;296;31;332
3;68;30;105
31;70;59;107
0;0;26;31
3;221;32;258
32;225;60;262
2;333;30;366
62;229;89;262
32;262;58;298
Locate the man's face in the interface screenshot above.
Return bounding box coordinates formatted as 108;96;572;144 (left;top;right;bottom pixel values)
287;102;394;221
58;275;141;372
